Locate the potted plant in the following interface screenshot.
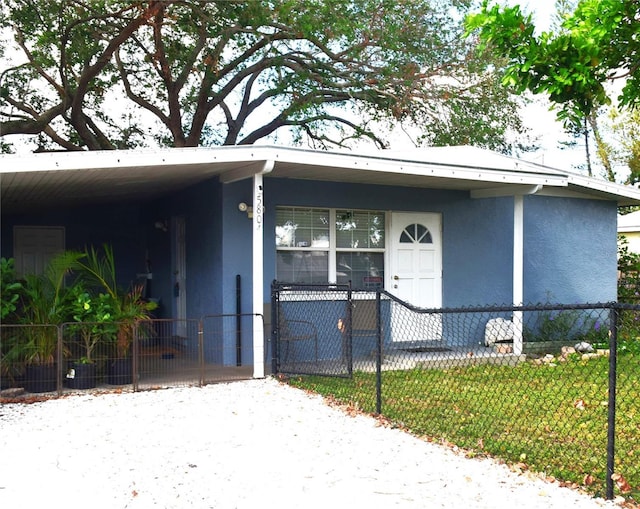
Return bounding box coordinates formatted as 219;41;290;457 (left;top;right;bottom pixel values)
75;245;156;385
108;284;157;384
11;251;83;393
65;289;118;389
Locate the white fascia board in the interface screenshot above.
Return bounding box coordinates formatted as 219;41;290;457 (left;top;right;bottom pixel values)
567;174;640;204
0;144;567;187
0;146;277;173
271;148;567;187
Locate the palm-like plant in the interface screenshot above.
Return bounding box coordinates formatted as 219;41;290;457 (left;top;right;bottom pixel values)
17;250;84;365
76;245;156;358
1;257;22;321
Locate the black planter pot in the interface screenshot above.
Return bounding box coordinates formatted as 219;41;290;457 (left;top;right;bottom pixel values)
107;358;132;385
0;371;24;391
25;364;58;393
66;362;96;390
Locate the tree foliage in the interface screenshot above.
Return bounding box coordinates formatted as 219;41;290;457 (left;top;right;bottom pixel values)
594;107;640;184
1;0;528;152
466;0;640;130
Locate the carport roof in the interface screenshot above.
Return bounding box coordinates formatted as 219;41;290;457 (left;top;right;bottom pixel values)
2;144;640;213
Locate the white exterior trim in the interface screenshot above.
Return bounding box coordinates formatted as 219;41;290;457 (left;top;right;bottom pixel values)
513;195;524;356
252;161;273;378
471;184;544;199
4;145;640;208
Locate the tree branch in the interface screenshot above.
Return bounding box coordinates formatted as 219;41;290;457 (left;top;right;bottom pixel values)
70;2;163;149
0;101;67;136
114;50;170;126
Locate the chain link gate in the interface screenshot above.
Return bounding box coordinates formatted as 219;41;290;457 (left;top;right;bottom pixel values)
272;282;360;377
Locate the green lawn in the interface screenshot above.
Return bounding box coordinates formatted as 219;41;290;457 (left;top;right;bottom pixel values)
288;353;639;502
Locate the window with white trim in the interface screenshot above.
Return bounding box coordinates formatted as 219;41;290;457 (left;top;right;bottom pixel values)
276;207;385;288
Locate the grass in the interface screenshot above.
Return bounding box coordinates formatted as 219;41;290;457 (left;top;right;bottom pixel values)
287;353;639;502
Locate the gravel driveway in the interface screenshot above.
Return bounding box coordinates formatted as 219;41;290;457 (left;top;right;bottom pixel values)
0;378;618;509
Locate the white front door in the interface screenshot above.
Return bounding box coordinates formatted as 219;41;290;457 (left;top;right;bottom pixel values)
389;212;443;342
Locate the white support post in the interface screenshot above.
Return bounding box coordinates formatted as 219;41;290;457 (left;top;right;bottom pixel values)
513;194;524;355
251;161;274;378
252;173;265;378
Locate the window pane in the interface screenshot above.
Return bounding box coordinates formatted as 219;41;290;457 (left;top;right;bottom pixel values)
277;251;328;284
416;224;432;244
336;252;384;289
336;210;385;248
399;223;432;244
400;231;412;243
276;207;329;248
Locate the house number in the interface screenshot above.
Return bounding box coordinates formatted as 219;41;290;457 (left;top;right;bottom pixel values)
255;188;263;231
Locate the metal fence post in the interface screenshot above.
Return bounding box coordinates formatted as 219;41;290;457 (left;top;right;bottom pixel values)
198;319;205;386
271;281;279;375
375;290;382;415
56;325;63;396
236;274;242;367
347;282;353;378
606;304;618;500
132;322;139;392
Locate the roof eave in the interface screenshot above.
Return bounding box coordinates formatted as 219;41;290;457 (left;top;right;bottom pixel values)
567;175;640;206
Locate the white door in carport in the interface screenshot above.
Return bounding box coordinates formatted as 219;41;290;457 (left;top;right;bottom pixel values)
389;212;443;342
13;226;65;276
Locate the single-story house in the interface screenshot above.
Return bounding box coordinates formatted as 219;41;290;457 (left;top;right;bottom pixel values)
618;210;640;253
2;144;640;376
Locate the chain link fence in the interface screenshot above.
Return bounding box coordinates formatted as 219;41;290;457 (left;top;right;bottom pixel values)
273;283;640;503
0;315;259;397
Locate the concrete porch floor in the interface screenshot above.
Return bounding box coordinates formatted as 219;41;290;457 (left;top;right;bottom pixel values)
277;345;527;377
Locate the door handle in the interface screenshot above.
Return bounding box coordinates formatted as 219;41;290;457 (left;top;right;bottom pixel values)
393;275;399;280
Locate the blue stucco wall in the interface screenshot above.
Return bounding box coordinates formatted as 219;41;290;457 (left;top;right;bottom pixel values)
260;177;515;307
218;180;255;364
523;195;618;304
442;196;514;307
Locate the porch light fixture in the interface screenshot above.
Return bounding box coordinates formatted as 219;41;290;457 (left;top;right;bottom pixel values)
238;202;253;219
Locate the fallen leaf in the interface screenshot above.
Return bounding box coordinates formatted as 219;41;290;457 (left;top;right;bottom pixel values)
611;473;632;494
574;399;586;410
583;474;595;486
